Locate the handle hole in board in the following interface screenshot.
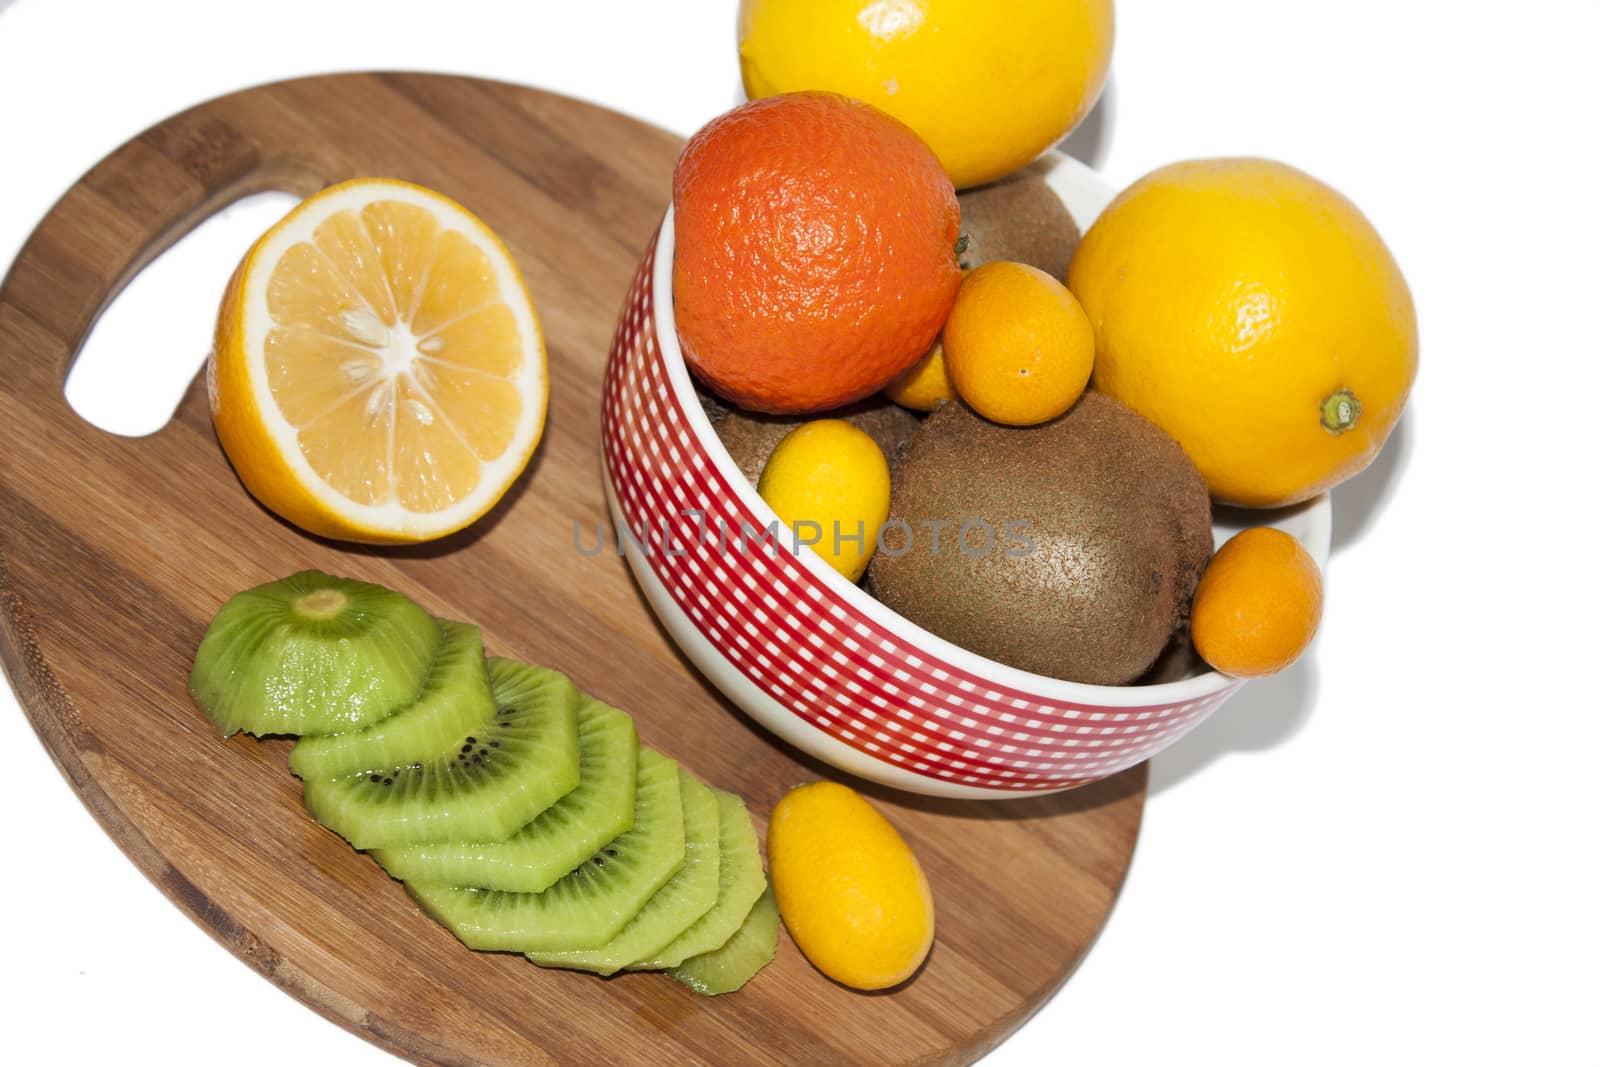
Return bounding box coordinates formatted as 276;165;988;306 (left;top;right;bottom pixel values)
64;190;302;437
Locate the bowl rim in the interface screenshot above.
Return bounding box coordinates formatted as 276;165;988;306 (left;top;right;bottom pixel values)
646;156;1329;708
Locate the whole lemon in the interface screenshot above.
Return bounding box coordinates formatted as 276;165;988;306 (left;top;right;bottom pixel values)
1068;158;1418;508
758;420;891;582
768;781;935;990
737;0;1114;189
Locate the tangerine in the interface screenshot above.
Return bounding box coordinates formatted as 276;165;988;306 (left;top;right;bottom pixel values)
672;92;961;414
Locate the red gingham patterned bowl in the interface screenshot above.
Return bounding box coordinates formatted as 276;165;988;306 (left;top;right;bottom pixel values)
600;155;1331;799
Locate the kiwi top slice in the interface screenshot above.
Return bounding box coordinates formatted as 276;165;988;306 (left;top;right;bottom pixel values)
301;658;580;849
190;570;441;737
526;769;722;976
630;788;766;970
670;886;780;997
289;619;496;780
372;693;639;893
405;747;686;954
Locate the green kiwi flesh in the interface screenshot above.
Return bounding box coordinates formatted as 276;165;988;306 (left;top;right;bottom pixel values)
526;769;722;975
868;395;1213;686
373;694;638;893
190;570;440;737
631;789;766;970
301;658;580;849
670;887;780;996
192;569;777;994
289;620;495;780
405;747;685;953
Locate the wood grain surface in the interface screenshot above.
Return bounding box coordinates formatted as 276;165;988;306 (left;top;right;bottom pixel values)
0;73;1144;1066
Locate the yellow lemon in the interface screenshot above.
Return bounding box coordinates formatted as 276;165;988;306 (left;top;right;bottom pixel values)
757;420;890;582
1068;158;1417;508
883;340;955;412
210;178;547;543
768;781;935;990
942;261;1095;426
737;0;1114;189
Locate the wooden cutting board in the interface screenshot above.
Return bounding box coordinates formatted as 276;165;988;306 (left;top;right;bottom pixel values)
0;73;1144;1067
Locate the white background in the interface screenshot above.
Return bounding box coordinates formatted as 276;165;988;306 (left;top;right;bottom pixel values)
2;1;1597;1063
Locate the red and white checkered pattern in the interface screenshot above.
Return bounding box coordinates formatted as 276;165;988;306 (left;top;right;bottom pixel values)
601;226;1242;793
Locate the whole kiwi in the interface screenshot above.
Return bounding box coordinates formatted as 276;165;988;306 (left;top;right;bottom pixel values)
957;166;1081;278
1136;631;1209;685
705;390;922;487
867;395;1212;686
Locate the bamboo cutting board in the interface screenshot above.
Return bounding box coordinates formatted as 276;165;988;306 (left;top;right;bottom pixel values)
0;74;1144;1066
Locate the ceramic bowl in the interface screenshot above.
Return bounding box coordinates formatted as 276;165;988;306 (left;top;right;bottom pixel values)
600;154;1330;799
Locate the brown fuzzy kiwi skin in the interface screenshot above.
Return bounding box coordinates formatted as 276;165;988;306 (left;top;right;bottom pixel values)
867;395;1212;687
957;166;1081;279
703;390;922;487
1136;630;1208;685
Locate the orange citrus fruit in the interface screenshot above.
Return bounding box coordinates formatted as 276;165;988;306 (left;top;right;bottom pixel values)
942;261;1095;426
672;92;961;414
1191;528;1324;677
768;781;935;990
210;178;547;543
738;0;1114;189
882;340;956;412
1068;158;1417;508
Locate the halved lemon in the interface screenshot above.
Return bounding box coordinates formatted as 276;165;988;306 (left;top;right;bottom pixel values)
209;178;547;543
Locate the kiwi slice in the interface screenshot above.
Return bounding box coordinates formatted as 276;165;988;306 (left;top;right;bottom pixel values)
190;570;440;737
631;789;766;970
405;747;685;953
302;658;580;849
526;769;721;975
670;887;780;997
373;694;638;892
289;620;495;780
